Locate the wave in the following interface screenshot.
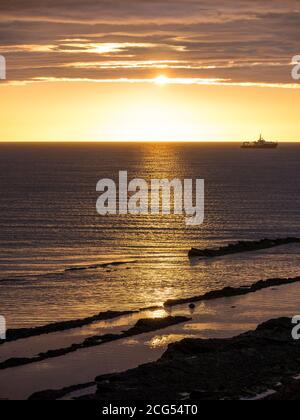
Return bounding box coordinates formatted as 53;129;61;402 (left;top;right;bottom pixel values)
0;259;137;284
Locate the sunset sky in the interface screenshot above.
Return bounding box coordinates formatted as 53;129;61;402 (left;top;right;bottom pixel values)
0;0;299;142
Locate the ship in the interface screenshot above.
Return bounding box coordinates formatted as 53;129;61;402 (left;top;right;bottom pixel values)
241;134;278;149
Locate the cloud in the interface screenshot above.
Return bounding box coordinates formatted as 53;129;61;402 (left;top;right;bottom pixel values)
0;1;299;23
0;1;299;86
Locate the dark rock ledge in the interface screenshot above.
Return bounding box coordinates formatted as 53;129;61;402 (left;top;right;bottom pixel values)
189;237;300;258
1;305;165;346
0;316;190;371
65;260;136;272
164;276;300;307
3;276;300;346
1;310;137;345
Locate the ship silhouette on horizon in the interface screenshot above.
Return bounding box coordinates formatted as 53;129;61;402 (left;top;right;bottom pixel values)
241;134;278;149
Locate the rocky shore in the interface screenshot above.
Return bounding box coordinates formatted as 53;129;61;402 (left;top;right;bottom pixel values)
3;275;300;372
85;317;300;401
3;266;300;400
188;237;300;258
27;317;300;401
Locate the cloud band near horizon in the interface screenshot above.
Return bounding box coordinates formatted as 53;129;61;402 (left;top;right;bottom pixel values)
0;0;300;87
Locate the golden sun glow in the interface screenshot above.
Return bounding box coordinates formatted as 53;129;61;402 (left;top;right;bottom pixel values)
154;75;170;86
1;1;300;143
0;81;300;142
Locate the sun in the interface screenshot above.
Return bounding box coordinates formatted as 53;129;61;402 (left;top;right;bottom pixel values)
154;75;169;85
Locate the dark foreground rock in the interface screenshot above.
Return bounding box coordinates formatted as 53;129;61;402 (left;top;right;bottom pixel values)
28;382;95;401
85;317;300;401
188;237;300;258
265;379;300;400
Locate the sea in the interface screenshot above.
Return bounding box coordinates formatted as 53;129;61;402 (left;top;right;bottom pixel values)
0;142;299;328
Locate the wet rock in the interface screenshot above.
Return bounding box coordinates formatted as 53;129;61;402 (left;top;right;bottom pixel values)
29;389;65;401
0;316;190;371
29;382;95;401
0;357;35;369
265;379;300;400
2;310;137;344
126;316;190;335
65;267;86;272
164;276;300;307
188;237;300;258
89;317;300;401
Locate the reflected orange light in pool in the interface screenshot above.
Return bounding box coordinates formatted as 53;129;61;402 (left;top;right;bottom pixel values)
147;334;193;348
148;309;169;319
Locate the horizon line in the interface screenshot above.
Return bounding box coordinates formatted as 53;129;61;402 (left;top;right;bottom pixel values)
0;140;300;144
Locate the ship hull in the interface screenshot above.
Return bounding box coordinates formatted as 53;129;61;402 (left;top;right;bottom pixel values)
241;144;278;149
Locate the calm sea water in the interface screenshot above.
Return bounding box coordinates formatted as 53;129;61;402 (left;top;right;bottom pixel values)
0;142;299;328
